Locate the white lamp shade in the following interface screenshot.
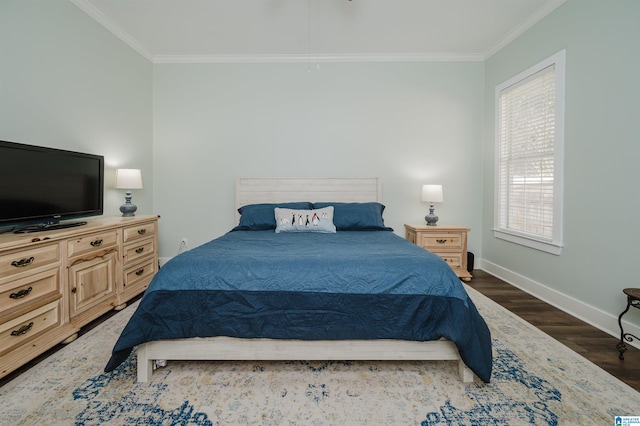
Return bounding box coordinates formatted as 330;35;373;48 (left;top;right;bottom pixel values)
115;169;143;189
421;184;443;203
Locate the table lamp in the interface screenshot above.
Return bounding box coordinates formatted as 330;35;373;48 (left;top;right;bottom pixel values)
115;168;143;217
421;184;443;226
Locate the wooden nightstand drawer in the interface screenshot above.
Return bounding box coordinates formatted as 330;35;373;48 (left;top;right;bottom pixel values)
0;299;61;357
68;231;118;258
420;233;464;250
434;252;464;269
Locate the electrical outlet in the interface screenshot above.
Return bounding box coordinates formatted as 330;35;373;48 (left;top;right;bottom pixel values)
178;238;188;254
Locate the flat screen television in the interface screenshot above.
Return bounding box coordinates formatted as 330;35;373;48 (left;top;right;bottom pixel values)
0;140;104;233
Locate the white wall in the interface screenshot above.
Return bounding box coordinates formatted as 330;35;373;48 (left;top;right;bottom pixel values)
482;0;640;336
153;62;484;257
0;1;153;217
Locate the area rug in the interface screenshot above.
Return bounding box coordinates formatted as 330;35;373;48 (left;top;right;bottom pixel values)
2;285;639;425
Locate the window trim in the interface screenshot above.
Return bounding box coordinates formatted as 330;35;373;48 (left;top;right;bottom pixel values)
493;50;566;255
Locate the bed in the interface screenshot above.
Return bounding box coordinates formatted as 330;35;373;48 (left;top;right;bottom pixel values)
104;178;492;383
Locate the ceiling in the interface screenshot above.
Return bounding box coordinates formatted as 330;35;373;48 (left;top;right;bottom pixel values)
71;0;566;63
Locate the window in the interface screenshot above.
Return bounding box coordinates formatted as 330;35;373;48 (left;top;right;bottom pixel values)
494;50;565;255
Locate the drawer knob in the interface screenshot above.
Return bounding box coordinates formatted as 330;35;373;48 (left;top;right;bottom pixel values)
135;268;145;276
90;239;103;247
436;239;448;244
137;228;147;235
11;256;35;268
10;286;33;299
11;322;34;336
135;247;145;254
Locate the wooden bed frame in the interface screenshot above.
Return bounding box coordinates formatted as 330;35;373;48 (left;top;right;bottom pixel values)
136;177;475;383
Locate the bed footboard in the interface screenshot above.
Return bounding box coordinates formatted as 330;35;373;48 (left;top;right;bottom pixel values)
135;337;475;383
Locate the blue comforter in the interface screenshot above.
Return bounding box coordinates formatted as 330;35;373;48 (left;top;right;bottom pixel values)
105;230;492;382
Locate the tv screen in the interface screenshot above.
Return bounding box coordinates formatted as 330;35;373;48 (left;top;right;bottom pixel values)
0;140;104;232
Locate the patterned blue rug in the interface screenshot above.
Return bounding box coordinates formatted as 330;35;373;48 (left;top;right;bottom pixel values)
2;286;638;425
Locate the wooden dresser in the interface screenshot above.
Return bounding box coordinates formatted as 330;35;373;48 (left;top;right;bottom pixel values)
0;215;159;379
404;224;472;282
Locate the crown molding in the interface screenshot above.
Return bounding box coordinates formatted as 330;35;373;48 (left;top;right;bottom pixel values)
71;0;483;64
71;0;154;62
152;52;484;64
482;0;567;59
72;0;565;65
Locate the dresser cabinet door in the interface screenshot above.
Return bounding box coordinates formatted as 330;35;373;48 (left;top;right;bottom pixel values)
68;250;117;319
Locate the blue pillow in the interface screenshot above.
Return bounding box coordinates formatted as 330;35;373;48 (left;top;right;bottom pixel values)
275;206;336;233
233;202;312;231
312;202;393;231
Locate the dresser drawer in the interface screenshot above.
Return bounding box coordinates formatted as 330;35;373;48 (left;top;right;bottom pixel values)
123;222;156;244
0;269;59;319
123;258;156;292
123;238;156;267
419;232;464;250
68;231;118;258
0;299;61;357
0;243;60;282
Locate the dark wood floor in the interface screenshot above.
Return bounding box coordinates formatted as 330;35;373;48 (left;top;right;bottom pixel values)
2;270;640;392
469;269;640;392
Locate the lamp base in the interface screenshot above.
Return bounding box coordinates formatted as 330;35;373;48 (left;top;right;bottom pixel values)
425;214;439;226
119;191;137;217
425;205;439;226
119;203;138;217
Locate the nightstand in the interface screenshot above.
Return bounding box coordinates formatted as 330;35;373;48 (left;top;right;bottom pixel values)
404;224;472;281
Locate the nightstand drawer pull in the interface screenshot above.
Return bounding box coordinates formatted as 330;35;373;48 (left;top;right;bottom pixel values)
135;247;145;254
10;287;33;299
11;322;34;336
137;229;147;235
436;239;448;244
90;239;103;247
11;256;35;267
135;268;145;276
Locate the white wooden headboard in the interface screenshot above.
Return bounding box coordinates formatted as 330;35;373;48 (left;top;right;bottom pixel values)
236;177;382;212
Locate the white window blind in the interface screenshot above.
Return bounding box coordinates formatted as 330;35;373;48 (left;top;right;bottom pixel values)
494;51;565;255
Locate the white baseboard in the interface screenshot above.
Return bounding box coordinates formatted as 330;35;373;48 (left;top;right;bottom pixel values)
158;257;171;267
478;258;640;351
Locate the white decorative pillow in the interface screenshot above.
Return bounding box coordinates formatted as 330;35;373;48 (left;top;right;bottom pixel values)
274;206;336;233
